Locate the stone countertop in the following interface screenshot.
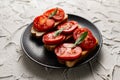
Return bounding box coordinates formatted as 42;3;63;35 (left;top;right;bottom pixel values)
0;0;120;80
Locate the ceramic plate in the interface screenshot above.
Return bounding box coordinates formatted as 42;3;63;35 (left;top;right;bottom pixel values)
21;14;102;68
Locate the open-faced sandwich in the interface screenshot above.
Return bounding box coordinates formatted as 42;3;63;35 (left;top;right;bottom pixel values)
31;7;68;38
54;27;98;67
42;30;66;51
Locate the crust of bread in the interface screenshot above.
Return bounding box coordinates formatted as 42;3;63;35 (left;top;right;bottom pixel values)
58;38;98;67
44;44;56;51
31;14;68;38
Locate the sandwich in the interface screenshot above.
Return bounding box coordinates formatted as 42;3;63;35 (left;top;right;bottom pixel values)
54;27;98;67
31;7;68;38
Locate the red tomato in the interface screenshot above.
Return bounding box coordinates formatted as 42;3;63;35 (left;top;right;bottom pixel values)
73;28;92;40
73;28;96;50
55;43;82;60
57;21;78;34
42;31;65;45
33;15;55;32
43;8;65;21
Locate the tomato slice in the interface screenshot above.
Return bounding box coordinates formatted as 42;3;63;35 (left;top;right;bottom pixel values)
73;27;92;40
80;35;96;50
42;31;65;45
55;43;82;60
57;21;78;34
73;28;96;50
33;15;55;32
43;8;65;21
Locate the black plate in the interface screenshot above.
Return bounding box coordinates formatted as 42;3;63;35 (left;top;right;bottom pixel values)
21;14;102;68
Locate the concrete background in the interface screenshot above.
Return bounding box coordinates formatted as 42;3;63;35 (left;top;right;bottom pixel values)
0;0;120;80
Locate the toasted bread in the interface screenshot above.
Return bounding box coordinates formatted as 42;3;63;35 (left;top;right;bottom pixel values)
58;38;98;67
31;14;68;38
44;44;56;51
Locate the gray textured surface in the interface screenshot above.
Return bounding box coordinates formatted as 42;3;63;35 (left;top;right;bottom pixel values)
0;0;120;80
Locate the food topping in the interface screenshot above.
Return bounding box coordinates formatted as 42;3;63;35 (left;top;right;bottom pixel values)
55;43;82;60
42;31;65;45
33;15;55;32
57;21;78;34
73;28;96;50
43;8;65;21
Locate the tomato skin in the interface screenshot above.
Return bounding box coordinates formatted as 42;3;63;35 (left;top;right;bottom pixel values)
33;15;55;32
42;31;65;45
73;27;92;40
73;28;96;50
80;35;96;50
57;21;78;34
54;43;82;61
43;8;65;21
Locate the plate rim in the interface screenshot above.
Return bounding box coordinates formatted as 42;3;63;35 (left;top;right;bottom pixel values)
20;14;103;68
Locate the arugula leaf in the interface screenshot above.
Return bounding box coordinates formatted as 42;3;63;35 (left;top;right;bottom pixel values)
72;31;88;48
54;28;64;37
48;8;58;19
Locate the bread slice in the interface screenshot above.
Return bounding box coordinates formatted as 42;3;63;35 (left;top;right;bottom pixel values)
31;14;68;38
58;38;98;67
44;44;56;51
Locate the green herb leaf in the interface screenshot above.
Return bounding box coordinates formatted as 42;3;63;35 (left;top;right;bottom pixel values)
71;31;88;48
48;8;58;19
54;28;64;37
